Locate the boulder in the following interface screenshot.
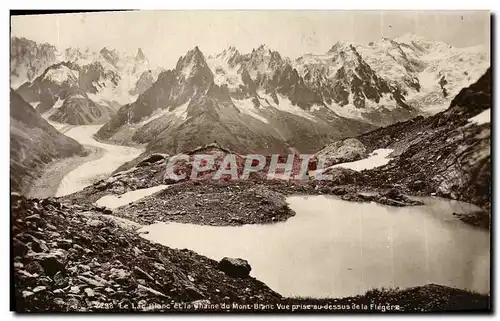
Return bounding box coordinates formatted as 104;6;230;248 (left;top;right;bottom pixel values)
217;257;251;278
315;138;368;168
28;250;67;277
376;189;424;206
383;188;402;200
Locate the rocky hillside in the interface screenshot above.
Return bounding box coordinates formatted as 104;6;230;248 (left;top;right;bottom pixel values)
10;90;87;193
10;37;58;89
11;194;281;312
316;68;491;212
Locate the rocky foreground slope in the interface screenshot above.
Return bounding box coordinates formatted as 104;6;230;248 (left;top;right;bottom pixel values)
314;68;491;213
10;90;87;194
12;194;489;312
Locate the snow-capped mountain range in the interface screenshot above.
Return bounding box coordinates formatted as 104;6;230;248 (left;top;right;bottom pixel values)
11;34;489;155
11;37;164;124
94;34;488;158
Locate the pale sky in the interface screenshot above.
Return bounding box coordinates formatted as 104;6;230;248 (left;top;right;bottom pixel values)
11;10;490;69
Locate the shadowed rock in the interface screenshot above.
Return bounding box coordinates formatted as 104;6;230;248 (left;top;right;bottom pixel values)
217;257;252;278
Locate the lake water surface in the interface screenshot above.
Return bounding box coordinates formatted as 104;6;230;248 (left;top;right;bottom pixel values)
139;195;490;298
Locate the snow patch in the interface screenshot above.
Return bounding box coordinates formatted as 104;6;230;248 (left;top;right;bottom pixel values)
326;101;365;121
274;96;316;121
181;61;194;79
469;109;490;125
31;102;41;109
135;100;191;128
232;98;269;124
172;100;190;120
310;148;394;176
207;57;243;89
43;65;79;84
95;185;170;209
70;94;86;99
310;105;322;112
53;98;64;109
257;92;316;122
418;70;439;93
364;93;397;111
311;149;393;175
331;148;394;171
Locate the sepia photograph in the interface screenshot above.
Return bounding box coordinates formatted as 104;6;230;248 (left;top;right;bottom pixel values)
9;9;491;313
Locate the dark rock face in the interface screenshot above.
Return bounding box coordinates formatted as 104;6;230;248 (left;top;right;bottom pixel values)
78;61;120;93
315;138;368;168
10;37;58;88
10;90;86;193
217;257;252;278
130;70;154;96
448;68;491;118
48;96;115;125
324;44;409;111
352;69;491;211
100;47;120;68
16;61;118;124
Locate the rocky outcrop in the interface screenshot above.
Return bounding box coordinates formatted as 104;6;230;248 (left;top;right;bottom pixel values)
110;181;295;226
217;258;252;278
129;70;154;96
353;68;491;211
48;96;115;125
10;37;58;89
16;62;118;124
10;90;86;193
375;189;424;207
315;138;367;168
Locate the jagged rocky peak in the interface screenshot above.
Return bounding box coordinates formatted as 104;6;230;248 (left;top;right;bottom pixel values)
380;37;404;48
136;48;146;62
253;44;273;54
100;47;120;66
177;46;206;66
245;44;285;75
175;46;212;79
250;44;283;59
10;37;59;88
63;47;85;60
327;41;355;53
215;46;241;62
